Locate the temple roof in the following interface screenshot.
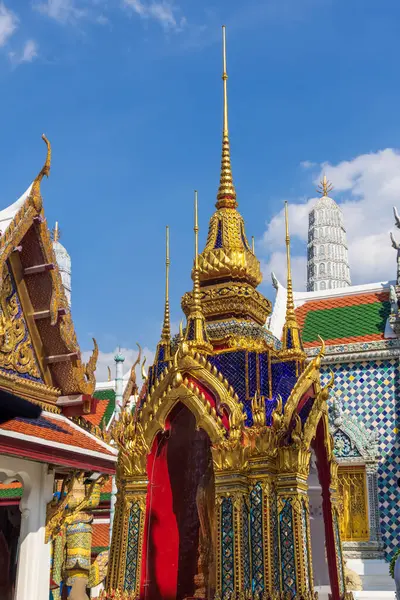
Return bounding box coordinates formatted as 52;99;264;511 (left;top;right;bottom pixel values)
0;411;117;472
0;136;98;409
270;278;393;348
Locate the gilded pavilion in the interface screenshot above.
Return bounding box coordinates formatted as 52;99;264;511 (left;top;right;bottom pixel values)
105;27;352;600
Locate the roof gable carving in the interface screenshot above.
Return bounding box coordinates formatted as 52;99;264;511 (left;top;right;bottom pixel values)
0;136;98;406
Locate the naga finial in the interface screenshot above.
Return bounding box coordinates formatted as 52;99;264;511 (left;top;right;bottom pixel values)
31;134;51;212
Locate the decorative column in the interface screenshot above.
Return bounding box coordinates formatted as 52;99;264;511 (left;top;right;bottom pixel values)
328;463;347;600
365;461;383;547
212;436;250;598
106;414;148;597
0;459;55;600
276;445;314;599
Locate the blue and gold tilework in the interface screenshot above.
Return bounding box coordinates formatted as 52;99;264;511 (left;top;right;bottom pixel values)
221;497;235;596
124;502;142;592
242;499;251;591
321;359;400;560
279;498;297;596
250;482;264;592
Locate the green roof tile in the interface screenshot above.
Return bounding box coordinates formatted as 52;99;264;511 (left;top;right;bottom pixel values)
302;301;390;344
93;388;116;428
0;487;23;499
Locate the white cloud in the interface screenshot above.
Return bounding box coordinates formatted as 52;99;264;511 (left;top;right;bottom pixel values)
0;2;18;47
300;160;316;170
9;39;38;64
82;345;155;384
123;0;186;31
35;0;86;23
259;149;400;290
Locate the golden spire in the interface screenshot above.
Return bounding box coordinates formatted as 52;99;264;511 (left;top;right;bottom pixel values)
52;221;60;242
281;202;305;359
317;174;334;197
185;191;212;352
107;366;112;382
161;225;171;341
155;226;171;361
216;26;237;210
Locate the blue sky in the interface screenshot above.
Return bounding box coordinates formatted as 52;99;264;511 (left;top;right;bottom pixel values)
1;0;400;376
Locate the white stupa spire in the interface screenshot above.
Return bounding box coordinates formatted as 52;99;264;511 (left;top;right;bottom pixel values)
307;176;351;292
52;221;72;306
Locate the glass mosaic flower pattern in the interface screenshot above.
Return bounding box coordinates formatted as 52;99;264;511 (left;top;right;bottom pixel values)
124;502;141;592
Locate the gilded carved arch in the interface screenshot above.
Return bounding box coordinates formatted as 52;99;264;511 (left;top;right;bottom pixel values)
138;346;245;450
282;345;325;429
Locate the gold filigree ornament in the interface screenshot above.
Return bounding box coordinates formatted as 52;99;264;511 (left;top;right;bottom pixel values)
112;413;149;478
0;265;40;378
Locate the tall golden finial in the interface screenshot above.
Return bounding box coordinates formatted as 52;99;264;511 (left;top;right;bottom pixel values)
161;225;171;341
31;134;51;212
107;366;112;382
285;201;295;315
281;202;305;359
155;226;171;361
184;191;212;352
52;221;60;242
317;174;334;197
216;26;237;210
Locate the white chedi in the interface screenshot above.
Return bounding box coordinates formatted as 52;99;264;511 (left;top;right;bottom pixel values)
307;176;351;292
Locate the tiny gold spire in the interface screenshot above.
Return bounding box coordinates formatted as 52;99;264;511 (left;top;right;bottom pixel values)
281;202;305;358
317;174;334;197
285;201;294;315
107;366;112;382
193;191;200;306
216;26;237;210
185;191;212;352
52;221;60;242
251;236;255;254
161;225;171;341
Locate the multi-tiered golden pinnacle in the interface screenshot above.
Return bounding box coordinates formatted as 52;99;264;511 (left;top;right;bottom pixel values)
216;26;237;210
182;26;270;327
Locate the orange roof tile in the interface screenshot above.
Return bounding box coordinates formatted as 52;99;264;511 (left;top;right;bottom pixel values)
0;414;115;456
295;291;390;347
84;399;109;427
92;522;110;549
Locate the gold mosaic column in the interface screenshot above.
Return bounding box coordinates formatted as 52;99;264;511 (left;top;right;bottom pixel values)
327;462;348;599
247;471;277;595
212;436;250;598
275;445;314;599
106;474;147;595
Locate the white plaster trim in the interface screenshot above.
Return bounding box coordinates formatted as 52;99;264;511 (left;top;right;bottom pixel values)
93;518;110;525
47;412;118;455
0;427;117;462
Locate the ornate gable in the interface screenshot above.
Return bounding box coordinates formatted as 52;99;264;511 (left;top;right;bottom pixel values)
0;136;97;410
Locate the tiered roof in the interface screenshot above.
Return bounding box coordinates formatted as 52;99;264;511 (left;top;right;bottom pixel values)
269;279;392;349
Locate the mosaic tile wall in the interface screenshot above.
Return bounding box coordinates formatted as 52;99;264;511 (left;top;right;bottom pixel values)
321;359;400;560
